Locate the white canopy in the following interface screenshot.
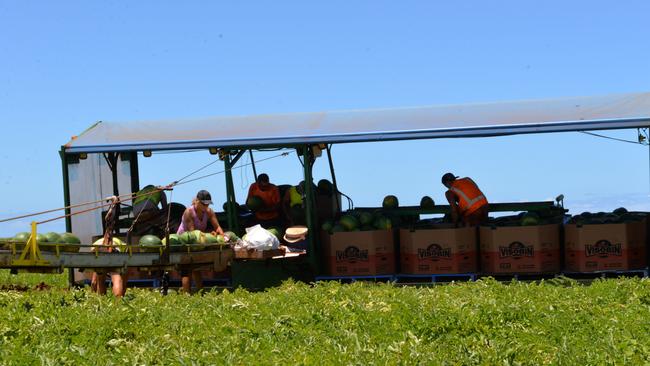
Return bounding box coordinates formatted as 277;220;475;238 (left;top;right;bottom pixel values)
64;92;650;153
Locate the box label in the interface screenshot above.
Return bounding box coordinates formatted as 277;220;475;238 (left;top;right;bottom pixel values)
417;243;452;261
498;241;534;259
335;246;369;262
585;240;622;257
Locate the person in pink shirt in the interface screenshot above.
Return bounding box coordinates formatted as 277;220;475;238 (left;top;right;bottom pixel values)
177;190;226;293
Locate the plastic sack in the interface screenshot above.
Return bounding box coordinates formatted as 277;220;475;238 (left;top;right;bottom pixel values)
243;224;280;250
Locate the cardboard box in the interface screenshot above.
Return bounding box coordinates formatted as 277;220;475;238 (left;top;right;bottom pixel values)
480;224;561;274
565;221;647;272
399;225;477;274
322;230;395;276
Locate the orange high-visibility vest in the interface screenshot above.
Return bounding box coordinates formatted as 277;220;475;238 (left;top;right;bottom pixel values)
450;178;488;216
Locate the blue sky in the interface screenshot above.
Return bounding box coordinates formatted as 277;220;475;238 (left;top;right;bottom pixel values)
1;1;650;236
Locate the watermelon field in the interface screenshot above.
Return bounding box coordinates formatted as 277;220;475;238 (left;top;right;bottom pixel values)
1;271;649;364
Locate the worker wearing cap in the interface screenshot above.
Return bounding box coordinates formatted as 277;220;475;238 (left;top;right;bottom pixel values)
441;173;488;226
177;190;226;293
247;173;281;227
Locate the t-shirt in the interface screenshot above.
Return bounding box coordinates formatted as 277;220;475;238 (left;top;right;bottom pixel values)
248;183;280;220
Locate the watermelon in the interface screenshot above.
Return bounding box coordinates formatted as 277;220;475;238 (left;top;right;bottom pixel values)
44;232;61;243
14;232;30;242
382;195;399;209
317;179;333;195
60;233;81;244
373;216;392;230
339;215;360;231
178;231;194;244
420;196;435;209
358;212;373;226
521;216;539;226
224;231;239;242
267;227;281;240
35;234;48;243
204;233;219;244
92;237;125;253
190;230;206;251
139;235;163;253
246;195;264;211
331;224;345;233
162;234;182;246
321;220;334;232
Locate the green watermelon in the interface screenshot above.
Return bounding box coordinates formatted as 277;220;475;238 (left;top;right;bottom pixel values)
59;233;81;244
35;234;48;243
521;217;539;226
14;232;30;242
162;234;182;246
339;215;360;231
317;179;333;195
420;196;435;209
382;195;399;209
373;216;392;230
246;195;264;211
321;220;334;232
178;232;194;244
224;231;239;242
267;227;281;240
203;233;218;244
331;224;345;233
139;235;162;253
44;232;61;243
359;212;373;226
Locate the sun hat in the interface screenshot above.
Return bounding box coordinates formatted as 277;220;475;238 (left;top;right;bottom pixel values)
283;226;308;243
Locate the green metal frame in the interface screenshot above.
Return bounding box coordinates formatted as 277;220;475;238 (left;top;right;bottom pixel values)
59;146;74;287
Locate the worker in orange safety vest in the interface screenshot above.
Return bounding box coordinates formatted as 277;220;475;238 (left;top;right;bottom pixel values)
441;172;488;226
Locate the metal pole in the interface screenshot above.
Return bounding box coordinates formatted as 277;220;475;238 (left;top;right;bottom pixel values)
302;145;319;273
326;145;341;212
59;147;74;288
128;152;140;194
223;153;239;233
249;150;258;179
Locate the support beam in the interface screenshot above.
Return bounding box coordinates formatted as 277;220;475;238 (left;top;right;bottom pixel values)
59;147;74;287
302;145;319;273
223;153;239;233
249;150;258;179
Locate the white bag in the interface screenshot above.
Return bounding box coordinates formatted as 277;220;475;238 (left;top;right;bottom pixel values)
244;224;280;250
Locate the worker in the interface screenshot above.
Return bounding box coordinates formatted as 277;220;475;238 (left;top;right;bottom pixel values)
282;181;305;226
177;190;226;293
91;196;128;297
131;184;171;235
441;173;489;226
246;173;281;227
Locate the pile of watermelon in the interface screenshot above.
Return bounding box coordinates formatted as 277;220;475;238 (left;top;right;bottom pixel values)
159;230;238;252
3;232;82;252
486;210;565;228
566;207;645;225
321;211;393;234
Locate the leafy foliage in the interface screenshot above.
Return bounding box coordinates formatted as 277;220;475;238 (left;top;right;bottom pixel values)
0;271;649;364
